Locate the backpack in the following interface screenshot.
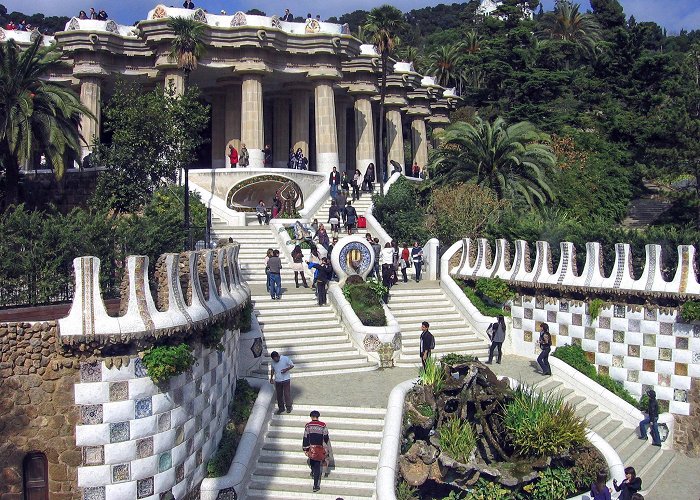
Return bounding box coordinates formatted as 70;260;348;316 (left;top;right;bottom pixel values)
486;322;498;340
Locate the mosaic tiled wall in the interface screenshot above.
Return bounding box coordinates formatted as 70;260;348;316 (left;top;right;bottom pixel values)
75;329;241;500
510;296;697;416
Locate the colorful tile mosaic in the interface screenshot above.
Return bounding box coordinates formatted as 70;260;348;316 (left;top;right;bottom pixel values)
599;341;610;354
196;449;203;466
628;319;641;332
676;363;689;376
134;358;147;378
644;307;657;321
109;422;129;443
572;314;582;326
693;352;700;364
694;325;700;338
585;351;595;363
675;389;688;402
195;415;202;432
614;305;625;318
158;452;172;473
135;397;152;419
80;361;102;383
585;328;596;340
612;355;624;368
599;316;611;329
173;387;183;406
643;359;656;372
677;337;689;350
659;348;672;361
137;477;154;499
535;296;544;309
613;330;625;343
83;446;104;466
176;463;185;483
643;334;656;347
186;438;194;454
136;437;153;459
559;324;569;337
660;322;673;335
572;337;582;347
513;296;523;306
81;405;103;425
598;365;609;377
559;301;569;313
547;310;556;322
658;373;671;387
175;426;185;446
82;486;105;500
109;381;128;402
627;370;639;382
524;308;533;319
158;411;171;432
513;317;522;329
628;345;640;357
112;463;130;483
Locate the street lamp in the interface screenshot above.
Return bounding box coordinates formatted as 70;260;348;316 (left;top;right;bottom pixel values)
184;164;190;251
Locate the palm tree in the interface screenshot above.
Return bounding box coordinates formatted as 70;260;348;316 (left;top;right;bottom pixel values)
363;5;407;195
464;30;482;54
396;45;423;73
431;117;557;208
167;17;206;80
538;1;602;59
0;37;89;205
427;44;465;88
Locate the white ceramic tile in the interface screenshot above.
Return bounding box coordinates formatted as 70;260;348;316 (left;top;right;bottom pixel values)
626;331;643;346
101;362;135;382
625;357;643;371
595;353;612;366
104;440;136;464
640;346;658;360
656;360;674;376
641;320;660;334
670;401;690;416
671;375;691;391
153;429;176;454
131;455;159;480
75;382;110;405
639;371;657;385
152;393;174;415
129;378;159;400
154;469;176;495
610;317;628;331
76;423;110;446
171;441;188;466
689;363;700;378
170;406;189;429
611;342;627;356
131;414;158;440
657;335;676;349
610;367;627;383
581;339;598;353
105;481;137;500
656;386;674;401
596;329;613;342
623;381;642;398
103;401;135;423
77;464;111;487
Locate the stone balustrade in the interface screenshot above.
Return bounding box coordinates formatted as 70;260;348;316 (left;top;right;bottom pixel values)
453;238;700;297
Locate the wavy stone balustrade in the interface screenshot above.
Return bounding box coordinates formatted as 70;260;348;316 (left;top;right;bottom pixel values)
453;238;700;297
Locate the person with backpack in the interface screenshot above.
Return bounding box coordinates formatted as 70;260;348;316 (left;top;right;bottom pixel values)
308;257;333;305
486;315;506;364
345;202;357;235
302;410;331;493
419;321;435;367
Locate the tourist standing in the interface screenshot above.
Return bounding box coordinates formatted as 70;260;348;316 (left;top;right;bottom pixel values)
264;248;273;293
340;171;350;199
329;167;341;198
486;315;506;364
613;467;642;500
269;351;294;414
411;241;424;282
639;389;661;446
364;163;376;192
537;323;552;375
328;201;340;237
400;243;411;283
302;410;330;493
419;321;435;367
282;8;294;21
239;143;250;167
345;202;357;235
228;144;238;168
256;200;270;225
590;471;611;500
268;250;283;300
272;191;282;218
309;257;333;305
183;0;195;8
316;224;330;250
352;169;362;201
372;238;382;279
412;162;420;177
291;245;308;288
308;245;321;289
263;144;272;167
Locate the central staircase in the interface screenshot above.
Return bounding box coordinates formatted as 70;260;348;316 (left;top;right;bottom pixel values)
245;404;385;499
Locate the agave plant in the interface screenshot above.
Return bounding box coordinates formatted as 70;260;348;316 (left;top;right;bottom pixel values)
418;355;446;393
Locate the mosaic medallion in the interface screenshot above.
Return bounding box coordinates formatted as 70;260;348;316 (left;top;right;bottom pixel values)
559;301;569;313
135;398;152;419
335;239;373;279
112;463;130;483
81;405;103;425
677;337;689;350
83;446;104;466
80;361;102;383
83;487;105;500
137;477;154;498
109;382;128;402
613;305;626;318
250;337;263;358
109;422;129;443
158;452;172;473
659;348;672;361
674;389;688;402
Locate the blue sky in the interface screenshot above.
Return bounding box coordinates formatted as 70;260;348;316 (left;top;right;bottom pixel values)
5;0;700;33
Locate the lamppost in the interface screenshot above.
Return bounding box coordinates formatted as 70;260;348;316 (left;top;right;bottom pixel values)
184;164;191;251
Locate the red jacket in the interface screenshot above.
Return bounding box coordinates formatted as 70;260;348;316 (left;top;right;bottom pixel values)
229;147;239;165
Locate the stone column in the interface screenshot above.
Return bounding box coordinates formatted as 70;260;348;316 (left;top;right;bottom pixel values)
164;70;185;96
353;94;375;173
240;74;264;168
273;98;290;168
386;107;404;171
411;117;428;171
79;77;101;156
291;89;310;158
211;93;226;169
335;99;348;172
225;84;241;153
313;80;339;174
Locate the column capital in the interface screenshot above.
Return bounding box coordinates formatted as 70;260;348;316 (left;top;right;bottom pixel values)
233;61;272;76
346;83;378;96
306;68;342;81
385;94;407;108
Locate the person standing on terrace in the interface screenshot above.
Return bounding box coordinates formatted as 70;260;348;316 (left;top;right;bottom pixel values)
282;8;294;21
183;0;195;9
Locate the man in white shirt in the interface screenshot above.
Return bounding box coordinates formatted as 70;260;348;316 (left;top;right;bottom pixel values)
270;351;294;414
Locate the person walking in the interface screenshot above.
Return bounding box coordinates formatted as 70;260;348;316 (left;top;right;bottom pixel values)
263;144;272;167
328;201;340;237
309;257;333;305
352;169;362;201
486;315;507;364
345;202;357;235
613;467;642;500
400;242;411;283
269;351;294;414
419;321;435;367
364;163;376;192
639;389;662;446
341;171;350;199
302;410;330;493
329;167;341;199
268;249;283;300
372;238;382;279
291;245;309;288
228;144;238;168
256;200;270;225
239;143;250;167
591;471;611;500
537;322;552;375
411;241;424;282
264;248;273;293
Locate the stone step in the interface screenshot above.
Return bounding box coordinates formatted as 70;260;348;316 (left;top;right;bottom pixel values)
251;462;376;481
389;288;443;296
247;490;372;500
258;356;370;369
256;310;338;321
265;427;383;443
259;350;365;364
251;362;377;378
637;450;675;493
396;319;470;330
260;328;346;339
259;319;343;331
247;477;375;498
391;308;458;318
401;336;484;347
595;419;623;440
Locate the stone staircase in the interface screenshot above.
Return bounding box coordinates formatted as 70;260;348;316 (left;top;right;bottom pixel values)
387;284;491;366
524;374;676;494
250;290;377;378
312;187;378;234
245;404;385;499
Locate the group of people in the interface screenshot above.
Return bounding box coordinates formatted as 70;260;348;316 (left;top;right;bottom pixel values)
288;148;309;170
77;8;109;20
3;20;36;31
329;165;376;201
377;239;425;300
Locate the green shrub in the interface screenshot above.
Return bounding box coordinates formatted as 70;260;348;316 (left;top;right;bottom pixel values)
343;281;387;326
142;344;195;384
464;479;513;500
554;344;639;407
201;324;226;351
442;353;476;365
503;385;586;457
229;379;258;425
419;355;446;393
396;480;419;500
527;468;576;500
475;277;515;304
439;417;477;463
417;403;435;418
239;299;253;333
681;301;700;322
461;284;510;317
588;298;606;324
571;448;608;491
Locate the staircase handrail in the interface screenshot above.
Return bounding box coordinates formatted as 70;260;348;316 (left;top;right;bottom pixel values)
188;180;248;226
328;283;401;364
299;182;331;220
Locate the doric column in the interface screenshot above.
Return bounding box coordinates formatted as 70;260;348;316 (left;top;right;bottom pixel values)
163;70;185;96
291;89;310;158
313;80;339;174
211;93;226;168
353;94;375;173
411;117;428;170
79;77;101;156
273;97;290;168
225;83;241;153
240;74;265;168
335;98;348;172
386;107;404;170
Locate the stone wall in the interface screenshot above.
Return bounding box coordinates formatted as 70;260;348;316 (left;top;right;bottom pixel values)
0;321;81;500
674;379;700;456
